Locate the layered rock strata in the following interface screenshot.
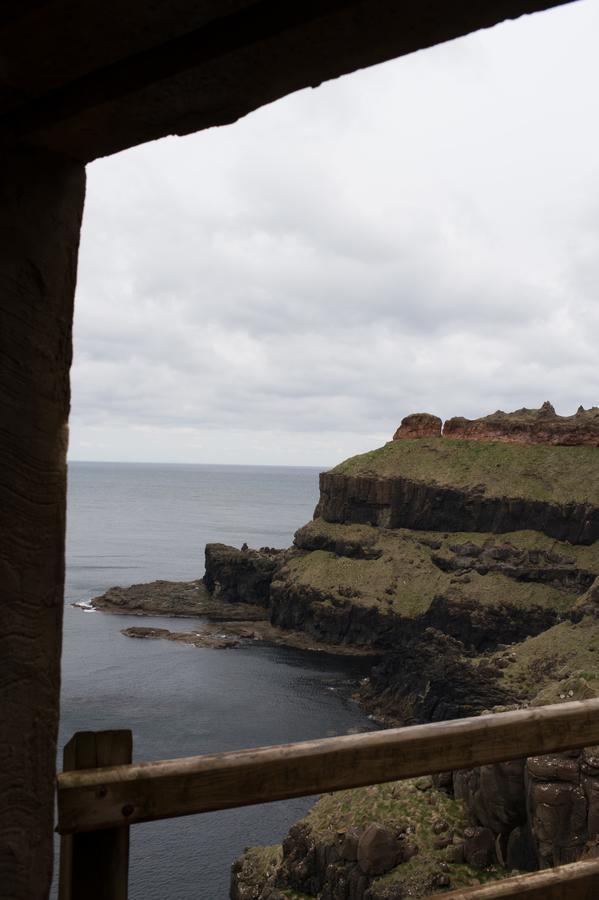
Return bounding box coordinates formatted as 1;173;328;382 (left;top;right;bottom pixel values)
393;403;599;447
226;409;599;897
444;402;599;446
269;520;590;654
86;405;599;897
204;544;283;608
317;438;599;544
393;413;442;440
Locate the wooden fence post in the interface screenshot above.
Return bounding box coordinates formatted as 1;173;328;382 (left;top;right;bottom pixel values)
58;730;132;900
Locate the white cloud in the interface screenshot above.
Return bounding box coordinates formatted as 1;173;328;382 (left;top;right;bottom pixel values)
70;0;599;465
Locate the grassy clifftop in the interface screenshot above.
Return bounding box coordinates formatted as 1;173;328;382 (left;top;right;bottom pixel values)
331;438;599;505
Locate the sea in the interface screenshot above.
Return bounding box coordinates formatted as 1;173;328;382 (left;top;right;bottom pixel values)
55;462;376;900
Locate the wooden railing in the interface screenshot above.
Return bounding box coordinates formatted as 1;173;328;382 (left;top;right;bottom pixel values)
56;698;599;900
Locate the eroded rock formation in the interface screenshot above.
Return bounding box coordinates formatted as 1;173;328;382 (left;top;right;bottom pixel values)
393;402;599;447
87;406;599;897
224;408;599;897
393;412;442;440
444;402;599;446
204;544;283;608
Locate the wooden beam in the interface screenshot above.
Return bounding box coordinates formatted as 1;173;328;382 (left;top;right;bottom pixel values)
57;698;599;834
58;731;132;900
429;857;599;899
0;0;356;144
0;0;574;161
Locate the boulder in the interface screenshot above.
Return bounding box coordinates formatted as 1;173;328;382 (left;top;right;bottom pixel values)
453;760;527;836
526;777;588;867
337;827;362;861
357;823;401;875
463;826;495;867
506;825;537;872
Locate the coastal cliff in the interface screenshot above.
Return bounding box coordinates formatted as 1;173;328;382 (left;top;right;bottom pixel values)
215;405;599;897
88;403;599;897
316;435;599;543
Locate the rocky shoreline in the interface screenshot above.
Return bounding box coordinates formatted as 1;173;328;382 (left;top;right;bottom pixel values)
89;578;377;657
85;405;599;898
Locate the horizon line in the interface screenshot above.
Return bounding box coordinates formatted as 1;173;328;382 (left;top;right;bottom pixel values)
67;457;329;469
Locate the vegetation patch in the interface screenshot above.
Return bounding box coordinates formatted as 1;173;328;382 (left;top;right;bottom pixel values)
331;438;599;505
491;617;599;705
282;521;589;619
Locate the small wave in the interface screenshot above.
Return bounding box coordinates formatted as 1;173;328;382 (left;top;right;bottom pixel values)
72;600;96;612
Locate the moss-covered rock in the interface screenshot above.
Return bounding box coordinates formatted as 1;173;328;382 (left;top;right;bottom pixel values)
317;440;599;543
232;780;507;900
269;520;596;653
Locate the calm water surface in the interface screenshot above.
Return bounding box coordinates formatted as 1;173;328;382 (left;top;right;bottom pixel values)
56;463;376;900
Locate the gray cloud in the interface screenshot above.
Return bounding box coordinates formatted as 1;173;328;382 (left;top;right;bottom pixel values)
70;0;599;465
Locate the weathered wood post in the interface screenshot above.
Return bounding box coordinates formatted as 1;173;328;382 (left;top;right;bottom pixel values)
58;730;132;900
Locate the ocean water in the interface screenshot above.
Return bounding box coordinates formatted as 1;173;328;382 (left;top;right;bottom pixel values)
56;462;376;900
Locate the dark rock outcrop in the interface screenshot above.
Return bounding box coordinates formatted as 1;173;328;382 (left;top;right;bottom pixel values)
356;824;401;875
233;779;507;899
453;748;599;873
91;579;211;615
362;630;514;723
316;471;599;545
204;543;284;607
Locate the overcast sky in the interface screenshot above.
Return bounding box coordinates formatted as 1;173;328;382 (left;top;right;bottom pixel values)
69;0;599;467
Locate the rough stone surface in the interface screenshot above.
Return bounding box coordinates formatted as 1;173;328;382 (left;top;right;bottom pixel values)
91;579;218;616
204;543;284;607
526;777;588;867
0;147;85;900
2;2;572;161
316;471;599;544
393;413;442;440
444;402;599;446
506;825;537;871
462;826;496;867
453;760;527;836
356;824;401;875
364;630;514;723
338;827;362;862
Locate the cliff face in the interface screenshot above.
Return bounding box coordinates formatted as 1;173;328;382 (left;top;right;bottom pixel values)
317;434;599;544
268;519;595;655
204;543;283;608
212;405;599;896
316;470;599;544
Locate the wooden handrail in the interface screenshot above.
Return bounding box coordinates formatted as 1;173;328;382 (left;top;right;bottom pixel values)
57;698;599;835
432;857;599;899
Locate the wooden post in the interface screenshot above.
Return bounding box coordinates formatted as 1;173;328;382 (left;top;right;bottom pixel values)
58;731;132;900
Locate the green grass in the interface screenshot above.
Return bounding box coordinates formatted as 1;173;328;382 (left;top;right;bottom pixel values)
302;780;506;898
304;779;464;839
494;617;599;705
331;438;599;505
232;844;282;896
282;520;590;618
